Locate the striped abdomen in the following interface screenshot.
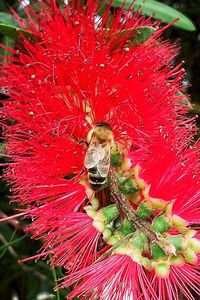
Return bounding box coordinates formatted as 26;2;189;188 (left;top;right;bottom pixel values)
88;166;107;191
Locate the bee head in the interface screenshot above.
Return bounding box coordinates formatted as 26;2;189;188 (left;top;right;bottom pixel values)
95;121;112;130
93;122;113;142
86;122;113;144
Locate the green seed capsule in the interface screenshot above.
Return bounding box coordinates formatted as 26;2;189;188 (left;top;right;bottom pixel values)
130;192;141;204
188;238;200;253
184;249;198;264
102;228;112;241
92;220;105;233
120;178;137;195
130;231;148;251
151;216;171;233
111;153;122;166
167;235;185;251
101;204;119;224
155;262;170;278
135;202;154;219
150;244;166;260
108;235;121;245
170;255;184;266
119;219;135;236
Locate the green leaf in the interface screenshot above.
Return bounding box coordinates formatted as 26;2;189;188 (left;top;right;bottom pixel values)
111;26;155;44
0;12;18;27
113;0;196;31
0;1;8;11
0;12;36;40
0;23;35;40
108;25;155;50
134;26;156;44
175;91;193;109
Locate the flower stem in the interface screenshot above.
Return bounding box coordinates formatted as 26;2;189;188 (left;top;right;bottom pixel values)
50;255;61;300
109;168;175;255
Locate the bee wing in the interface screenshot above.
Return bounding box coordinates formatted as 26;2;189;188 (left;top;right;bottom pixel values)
84;143;105;169
97;145;111;177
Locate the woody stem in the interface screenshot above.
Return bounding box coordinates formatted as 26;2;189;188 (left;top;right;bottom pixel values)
109;168;175;255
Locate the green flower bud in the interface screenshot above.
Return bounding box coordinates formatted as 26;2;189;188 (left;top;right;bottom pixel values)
108;235;120;245
84;206;97;218
151;216;171;233
119;219;135;236
150;244;166;260
188;238;200;253
135;202;154;219
167;235;185;251
154;262;170;278
111;153;122;166
129;231;148;251
118;176;127;183
170;255;184;266
130;192;141;205
92;220;105;233
102;228;113;242
184;249;198;264
101;204;119;223
120;177;137;195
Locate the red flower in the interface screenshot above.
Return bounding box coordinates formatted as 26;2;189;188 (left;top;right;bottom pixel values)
1;1;200;299
63;254;158;300
61;253;200;300
27;210;101;272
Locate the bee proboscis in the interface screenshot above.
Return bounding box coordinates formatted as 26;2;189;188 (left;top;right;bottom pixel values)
84;122;114;191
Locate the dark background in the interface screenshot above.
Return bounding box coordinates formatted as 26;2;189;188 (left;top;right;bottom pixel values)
0;1;199;299
162;0;200;124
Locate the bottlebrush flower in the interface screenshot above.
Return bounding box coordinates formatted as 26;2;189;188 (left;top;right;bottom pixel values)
0;1;200;300
26;209;101;272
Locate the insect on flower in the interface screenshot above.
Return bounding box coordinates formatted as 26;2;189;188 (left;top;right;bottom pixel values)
84;122;114;191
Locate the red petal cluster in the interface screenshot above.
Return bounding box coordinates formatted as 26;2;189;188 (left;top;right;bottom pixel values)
1;1;200;299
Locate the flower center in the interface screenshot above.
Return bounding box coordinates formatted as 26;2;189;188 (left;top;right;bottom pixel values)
82;144;200;278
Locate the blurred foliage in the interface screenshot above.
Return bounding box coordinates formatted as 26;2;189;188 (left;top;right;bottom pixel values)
162;0;200;128
0;148;69;299
113;0;196;30
0;0;199;299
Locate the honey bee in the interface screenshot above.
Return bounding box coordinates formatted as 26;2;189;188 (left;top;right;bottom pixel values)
84;122;114;191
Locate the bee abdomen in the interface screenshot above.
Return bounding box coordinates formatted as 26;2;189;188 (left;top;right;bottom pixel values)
88;173;106;184
88;169;106;191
